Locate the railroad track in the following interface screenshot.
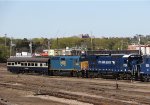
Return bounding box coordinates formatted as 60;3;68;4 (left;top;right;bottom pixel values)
0;66;150;105
0;78;150;105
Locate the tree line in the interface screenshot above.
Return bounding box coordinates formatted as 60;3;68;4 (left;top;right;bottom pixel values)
0;35;149;62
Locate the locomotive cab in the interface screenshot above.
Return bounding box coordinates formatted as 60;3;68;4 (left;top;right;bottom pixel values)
124;54;143;80
140;55;150;82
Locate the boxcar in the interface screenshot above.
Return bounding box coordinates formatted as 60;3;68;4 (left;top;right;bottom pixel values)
7;57;50;74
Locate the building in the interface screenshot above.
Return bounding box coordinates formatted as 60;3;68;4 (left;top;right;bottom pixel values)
15;52;32;57
81;34;90;38
128;45;150;55
48;48;72;56
48;49;62;56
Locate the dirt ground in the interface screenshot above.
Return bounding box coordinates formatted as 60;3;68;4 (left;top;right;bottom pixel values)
0;63;150;105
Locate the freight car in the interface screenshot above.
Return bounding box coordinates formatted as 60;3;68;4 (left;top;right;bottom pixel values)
86;54;143;80
7;57;50;75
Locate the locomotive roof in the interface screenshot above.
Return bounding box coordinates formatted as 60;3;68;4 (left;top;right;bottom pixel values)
123;54;141;58
7;57;49;62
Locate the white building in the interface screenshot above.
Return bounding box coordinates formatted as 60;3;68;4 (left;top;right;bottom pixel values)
128;45;150;55
15;52;32;57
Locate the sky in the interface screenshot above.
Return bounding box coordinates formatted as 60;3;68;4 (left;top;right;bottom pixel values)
0;0;150;38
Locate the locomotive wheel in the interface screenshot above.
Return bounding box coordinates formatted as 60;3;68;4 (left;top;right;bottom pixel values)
85;70;88;78
81;70;84;78
143;77;149;82
76;71;79;77
50;70;53;76
70;71;73;77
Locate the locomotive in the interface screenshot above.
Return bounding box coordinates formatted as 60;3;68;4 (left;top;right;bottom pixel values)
87;54;143;80
6;54;150;81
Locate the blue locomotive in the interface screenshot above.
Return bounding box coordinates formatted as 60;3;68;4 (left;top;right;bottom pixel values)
87;54;142;80
50;56;88;76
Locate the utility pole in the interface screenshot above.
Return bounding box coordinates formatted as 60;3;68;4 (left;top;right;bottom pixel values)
29;40;32;55
4;34;7;58
138;35;141;55
90;32;93;51
5;34;7;47
10;37;12;57
48;40;50;50
91;37;93;51
9;37;16;57
121;40;123;50
57;37;59;55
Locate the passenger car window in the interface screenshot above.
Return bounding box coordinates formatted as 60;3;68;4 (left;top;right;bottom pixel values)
8;63;11;65
35;63;38;66
31;63;34;66
40;63;42;67
21;63;24;66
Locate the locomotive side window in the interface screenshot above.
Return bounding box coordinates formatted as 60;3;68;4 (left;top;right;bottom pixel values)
123;64;127;67
12;63;14;65
28;63;31;66
74;59;79;65
21;63;23;66
18;62;20;64
61;58;65;60
146;64;149;67
60;58;66;66
25;63;27;66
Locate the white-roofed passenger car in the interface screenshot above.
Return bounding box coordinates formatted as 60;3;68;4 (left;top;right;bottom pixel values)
7;57;50;75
